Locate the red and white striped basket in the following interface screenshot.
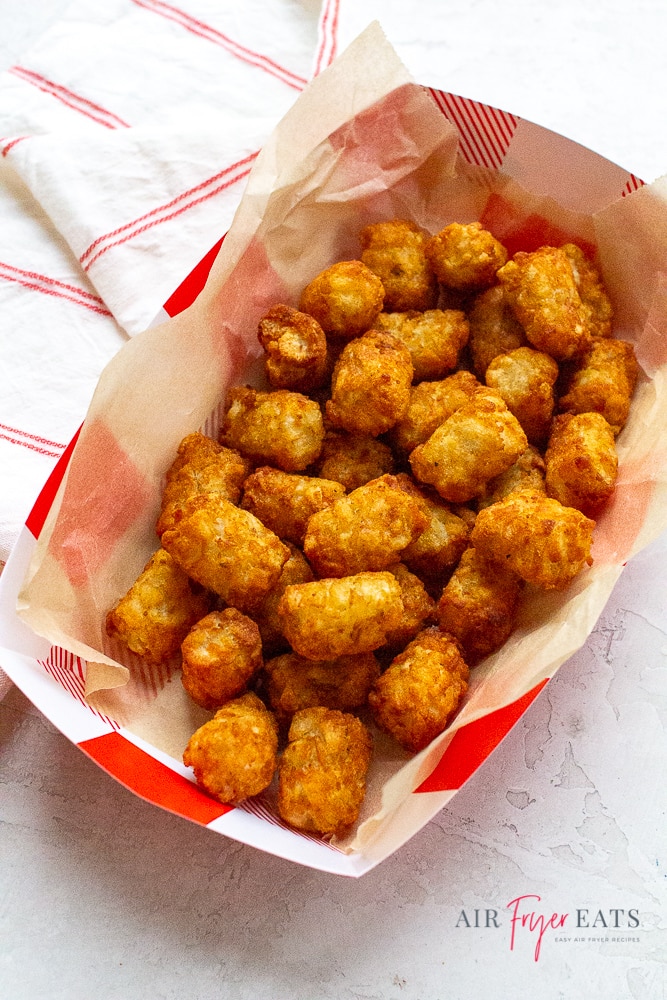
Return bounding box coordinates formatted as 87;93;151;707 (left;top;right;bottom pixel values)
0;81;654;876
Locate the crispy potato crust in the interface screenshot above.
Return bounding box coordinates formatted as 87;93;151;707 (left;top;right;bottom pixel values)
409;388;528;503
220;385;325;472
241;465;345;546
183;692;278;804
374;308;469;382
299;260;385;339
160;493;290;613
303;474;429;578
425;222;508;291
467;285;528;377
398;479;471;591
156;432;252;537
252;542;314;654
180;608;263;710
497;246;592;360
105;548;210;665
558;337;639;435
314;430;395;491
383;563;437;649
277;571;404;660
325;329;414;436
390;370;481;455
257;303;329;392
545;412;618;513
368;627;469;752
277;707;373;837
436;546;522;664
485;345;559;445
561;243;613;339
265;651;380;722
359;218;439;312
471;489;595;590
477;445;546;510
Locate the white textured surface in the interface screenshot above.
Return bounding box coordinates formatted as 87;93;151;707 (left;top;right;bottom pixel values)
1;3;666;999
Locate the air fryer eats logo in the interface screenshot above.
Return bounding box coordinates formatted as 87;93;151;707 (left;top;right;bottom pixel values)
455;895;640;961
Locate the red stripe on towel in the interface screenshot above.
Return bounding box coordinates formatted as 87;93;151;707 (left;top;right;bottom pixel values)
80;153;257;270
131;0;307;90
9;66;130;129
0;260;112;315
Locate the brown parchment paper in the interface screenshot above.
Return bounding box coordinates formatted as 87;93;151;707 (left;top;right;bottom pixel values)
16;22;667;856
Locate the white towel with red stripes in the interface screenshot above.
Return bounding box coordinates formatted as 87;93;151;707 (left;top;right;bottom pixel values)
0;0;321;582
1;0;666;705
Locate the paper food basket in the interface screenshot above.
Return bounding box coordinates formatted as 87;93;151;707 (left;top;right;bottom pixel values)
2;24;667;877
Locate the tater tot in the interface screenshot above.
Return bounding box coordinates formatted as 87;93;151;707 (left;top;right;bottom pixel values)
435;546;522;664
257;303;328;392
161;493;290;613
180;608;263;710
557;337;639;435
241;465;345;546
477;445;546;510
409;388;528;503
561;243;613;339
277;707;373;838
484;346;559;445
156;432;252;537
545;412;618;514
277;571;404;660
265;651;380;722
303;474;428;578
467;285;528;378
299;260;385;339
183;692;278;804
399;486;471;592
252;543;314;655
373;308;469;381
425;221;508;291
325;329;413;436
314;430;395;491
219;385;325;472
497;246;592;360
471;489;595;590
106;548;211;664
368;627;469;752
383;564;436;649
359;218;439;312
389;370;481;455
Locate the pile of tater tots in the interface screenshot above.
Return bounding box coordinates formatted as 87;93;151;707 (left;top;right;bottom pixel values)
106;219;638;839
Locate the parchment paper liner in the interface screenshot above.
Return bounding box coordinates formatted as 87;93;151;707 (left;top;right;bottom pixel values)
16;23;667;854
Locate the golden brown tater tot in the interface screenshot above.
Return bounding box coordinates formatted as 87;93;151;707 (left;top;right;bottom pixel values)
220;385;325;472
277;707;373;837
299;260;384;339
359;218;439;312
436;546;522;664
303;474;428;578
180;608;263;711
325;329;413;436
409;388;528;503
471;489;595;590
183;692;278;804
545;412;618;514
368;627;469;752
106;548;210;665
374;308;469;381
257;303;328;392
161;493;290;613
425;221;508;291
497;245;592;360
277;571;404;660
